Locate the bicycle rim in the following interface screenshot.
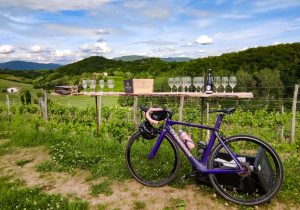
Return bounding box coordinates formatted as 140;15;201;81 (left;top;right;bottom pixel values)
125;131;180;187
208;135;284;206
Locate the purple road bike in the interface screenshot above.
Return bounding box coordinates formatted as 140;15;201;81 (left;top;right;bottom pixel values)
125;106;284;206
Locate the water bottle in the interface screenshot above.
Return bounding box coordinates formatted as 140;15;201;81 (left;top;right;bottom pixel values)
179;130;195;150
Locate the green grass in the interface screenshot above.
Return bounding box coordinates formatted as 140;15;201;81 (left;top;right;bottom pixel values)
48;95;119;108
90;179;113;196
1;77;121;108
15;159;34;167
0;73;27;82
36;160;67;172
0;78;43;106
0;176;88;209
133;200;146;209
0;139;13;157
7;121;131;181
163;198;186;210
1;107;300;206
0;78;41;93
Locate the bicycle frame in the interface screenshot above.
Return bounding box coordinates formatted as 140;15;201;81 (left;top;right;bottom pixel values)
148;114;245;174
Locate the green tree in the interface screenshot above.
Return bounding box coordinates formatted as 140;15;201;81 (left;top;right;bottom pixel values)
20;95;25;105
254;68;284;99
236;69;256;92
25;90;32;105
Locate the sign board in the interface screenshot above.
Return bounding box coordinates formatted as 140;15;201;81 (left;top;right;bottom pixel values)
123;79;154;94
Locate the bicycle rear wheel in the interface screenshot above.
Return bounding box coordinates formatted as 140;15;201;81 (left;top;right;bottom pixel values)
208;135;284;206
125;131;180;187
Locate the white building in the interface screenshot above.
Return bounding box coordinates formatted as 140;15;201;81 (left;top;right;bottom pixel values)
7;87;18;93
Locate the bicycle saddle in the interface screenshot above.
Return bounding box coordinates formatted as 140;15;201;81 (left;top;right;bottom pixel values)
209;108;236;114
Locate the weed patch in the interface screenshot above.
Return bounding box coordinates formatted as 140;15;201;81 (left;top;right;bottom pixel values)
15;159;34;167
163;197;186;210
277;152;300;204
90;179;112;196
133;200;146;209
36;160;67;172
0;176;88;209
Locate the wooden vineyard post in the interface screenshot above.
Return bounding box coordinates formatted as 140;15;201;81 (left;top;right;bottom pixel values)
290;84;299;144
6;94;10;115
281;105;285;141
39;91;48;121
95;94;103;138
99;95;102;126
133;96;139;129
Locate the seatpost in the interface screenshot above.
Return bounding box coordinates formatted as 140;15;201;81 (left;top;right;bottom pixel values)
214;114;225;131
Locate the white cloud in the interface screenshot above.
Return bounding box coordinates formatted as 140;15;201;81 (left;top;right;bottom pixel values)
46;24;94;37
0;45;15;54
220;14;252;19
196;35;213;45
123;1;146;9
31;45;48;53
0;0;110;12
198;49;206;53
195;19;214;28
178;8;211;18
54;50;73;57
252;0;300;13
95;28;109;35
144;7;170;19
96;38;105;43
80;42;111;54
272;41;281;45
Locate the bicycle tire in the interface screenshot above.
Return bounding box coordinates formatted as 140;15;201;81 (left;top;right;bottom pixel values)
125;131;180;187
208;135;284;206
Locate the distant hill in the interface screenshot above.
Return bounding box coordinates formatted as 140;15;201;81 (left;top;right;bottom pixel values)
113;55;148;62
114;55;192;62
0;60;61;70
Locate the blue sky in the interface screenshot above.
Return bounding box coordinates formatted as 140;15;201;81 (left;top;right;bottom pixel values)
0;0;299;64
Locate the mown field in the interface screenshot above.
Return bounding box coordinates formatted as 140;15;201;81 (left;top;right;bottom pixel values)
0;78;121;108
0;101;299;209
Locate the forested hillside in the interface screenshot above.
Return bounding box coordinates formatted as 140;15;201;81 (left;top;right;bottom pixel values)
1;43;300;98
0;60;60;70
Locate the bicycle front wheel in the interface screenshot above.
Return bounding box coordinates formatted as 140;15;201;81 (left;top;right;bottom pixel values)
208;135;284;206
125;131;180;187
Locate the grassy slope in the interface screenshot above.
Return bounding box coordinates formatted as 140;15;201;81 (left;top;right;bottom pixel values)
0;79;43;105
0;78;119;107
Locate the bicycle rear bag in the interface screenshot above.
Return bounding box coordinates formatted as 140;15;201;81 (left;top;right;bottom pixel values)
253;147;275;193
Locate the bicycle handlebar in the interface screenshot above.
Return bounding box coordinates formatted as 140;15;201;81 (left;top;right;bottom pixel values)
140;105;174;125
145;108;163;125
